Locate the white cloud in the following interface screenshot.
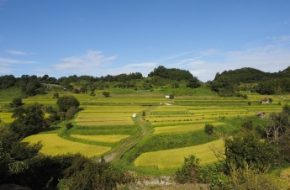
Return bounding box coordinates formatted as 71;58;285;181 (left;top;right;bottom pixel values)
0;57;36;74
54;50;116;75
5;49;30;56
133;37;290;81
32;36;290;80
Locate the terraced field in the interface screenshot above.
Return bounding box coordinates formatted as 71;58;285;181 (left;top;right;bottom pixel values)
1;87;290;175
0;112;13;123
134;139;224;169
154;122;225;134
132;93;288;172
23;133;111;157
75;105;144;126
70;134;129;143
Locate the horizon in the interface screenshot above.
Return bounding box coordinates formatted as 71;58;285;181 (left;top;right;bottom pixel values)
1;65;290;82
1;0;290;81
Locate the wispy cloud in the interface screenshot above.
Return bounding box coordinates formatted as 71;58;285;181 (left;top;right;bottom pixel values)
16;36;290;80
5;49;30;56
0;57;36;74
53;50;116;75
177;39;290;81
118;36;290;81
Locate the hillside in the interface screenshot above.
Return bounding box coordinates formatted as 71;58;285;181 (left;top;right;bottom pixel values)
1;67;290;189
210;66;290;95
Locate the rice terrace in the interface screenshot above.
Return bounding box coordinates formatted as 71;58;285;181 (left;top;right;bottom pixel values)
1;1;290;189
1;66;290;189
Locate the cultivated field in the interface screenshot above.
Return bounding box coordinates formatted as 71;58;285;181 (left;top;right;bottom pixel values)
134;139;224;169
1;87;289;175
23;133;111;157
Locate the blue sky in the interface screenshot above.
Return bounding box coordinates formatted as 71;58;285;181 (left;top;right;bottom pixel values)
0;0;290;81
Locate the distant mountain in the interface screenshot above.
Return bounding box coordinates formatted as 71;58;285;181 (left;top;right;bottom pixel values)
148;65;197;81
213;66;290;84
211;66;290;95
213;67;270;84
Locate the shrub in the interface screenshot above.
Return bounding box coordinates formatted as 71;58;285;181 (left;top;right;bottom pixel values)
204;124;214;135
66;123;74;130
186;78;201;88
57;96;80;112
224;165;282;190
175;155;200;183
58;155;133;190
65;107;79;120
52;92;59;99
241;120;253;130
198;162;228;189
102;91;110;97
10;98;23;108
225;133;278;172
10;104;47;137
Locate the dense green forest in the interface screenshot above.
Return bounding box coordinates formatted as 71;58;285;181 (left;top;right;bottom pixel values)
1;66;289;98
210;66;290;96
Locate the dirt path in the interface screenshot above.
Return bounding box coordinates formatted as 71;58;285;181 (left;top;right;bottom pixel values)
99;106;155;163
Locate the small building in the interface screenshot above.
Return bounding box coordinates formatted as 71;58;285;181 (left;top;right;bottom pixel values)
132;113;137;118
261;97;272;104
165;94;174;99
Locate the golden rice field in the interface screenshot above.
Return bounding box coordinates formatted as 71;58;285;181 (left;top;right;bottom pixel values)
23;133;111;157
153;122;225;134
0;112;13;123
2;87;290;174
70;134;129;143
134;139;224;169
75;105;144;126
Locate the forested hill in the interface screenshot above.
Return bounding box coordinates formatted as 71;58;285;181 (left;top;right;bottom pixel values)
213;66;290;84
210;66;290;95
214;67;270;84
148;66;196;81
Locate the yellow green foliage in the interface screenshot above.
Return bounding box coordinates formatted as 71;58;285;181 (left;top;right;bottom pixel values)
23;133;111;157
70;134;129;143
134;139;224;169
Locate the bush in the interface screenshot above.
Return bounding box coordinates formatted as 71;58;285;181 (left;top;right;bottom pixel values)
175;155;200;183
10;98;23;108
52;92;59;99
198;162;228;189
58;155;133;190
186;78;201;88
10;104;47;137
66;123;74;130
65;107;79;120
241;120;253;130
57;96;80;112
225;133;278;172
224;165;282;190
102;91;110;97
204;124;214;135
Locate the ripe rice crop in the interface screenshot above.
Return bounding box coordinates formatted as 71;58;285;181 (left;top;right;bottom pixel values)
23;133;111;157
134;139;224;169
70;134;129;143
